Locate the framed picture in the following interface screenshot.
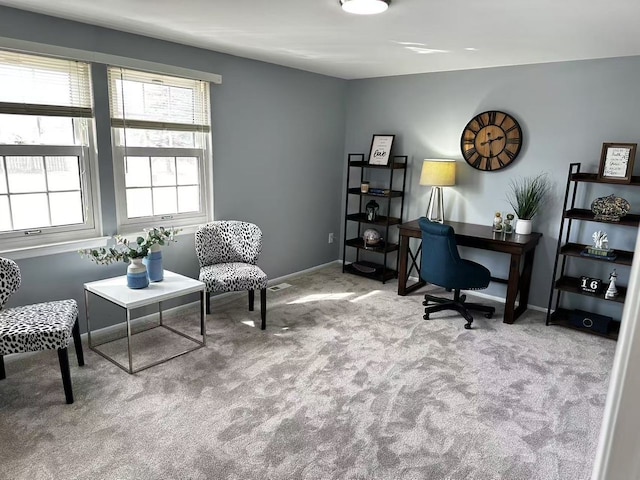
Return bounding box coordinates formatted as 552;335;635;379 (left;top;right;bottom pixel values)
368;134;395;166
598;143;637;183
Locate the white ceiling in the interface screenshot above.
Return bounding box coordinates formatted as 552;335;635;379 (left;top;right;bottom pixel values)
2;0;640;79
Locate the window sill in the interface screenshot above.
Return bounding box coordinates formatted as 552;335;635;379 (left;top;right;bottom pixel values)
0;236;110;261
117;224;201;242
0;225;202;261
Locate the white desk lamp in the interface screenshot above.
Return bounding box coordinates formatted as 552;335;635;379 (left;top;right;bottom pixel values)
419;159;456;223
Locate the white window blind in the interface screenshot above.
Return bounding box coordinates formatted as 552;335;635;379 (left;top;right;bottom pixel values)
107;67;210;132
0;50;92;117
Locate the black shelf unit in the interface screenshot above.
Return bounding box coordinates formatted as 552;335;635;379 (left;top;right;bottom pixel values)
546;162;640;340
342;153;408;283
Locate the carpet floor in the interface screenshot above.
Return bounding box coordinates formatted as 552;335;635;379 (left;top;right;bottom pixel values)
0;264;616;480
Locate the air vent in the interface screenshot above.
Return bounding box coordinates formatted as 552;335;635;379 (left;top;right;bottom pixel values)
268;283;292;292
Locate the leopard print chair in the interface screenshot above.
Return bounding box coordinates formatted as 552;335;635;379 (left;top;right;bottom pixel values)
195;221;268;330
0;257;85;404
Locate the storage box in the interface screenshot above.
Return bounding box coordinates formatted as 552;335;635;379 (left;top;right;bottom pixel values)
569;309;614;334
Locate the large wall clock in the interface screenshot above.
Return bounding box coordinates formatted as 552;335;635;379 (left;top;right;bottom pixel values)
460;110;523;171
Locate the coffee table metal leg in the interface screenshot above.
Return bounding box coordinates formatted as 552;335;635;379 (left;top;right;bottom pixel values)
126;309;133;374
201;290;206;341
84;289;92;348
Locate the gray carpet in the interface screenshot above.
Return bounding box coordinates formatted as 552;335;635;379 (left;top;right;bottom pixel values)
0;264;615;480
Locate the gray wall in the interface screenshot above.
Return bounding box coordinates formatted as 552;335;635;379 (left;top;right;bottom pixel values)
3;5;640;328
0;7;347;331
344;57;640;313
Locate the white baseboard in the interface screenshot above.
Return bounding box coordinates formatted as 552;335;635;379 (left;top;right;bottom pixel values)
4;260;547;366
85;259;343;339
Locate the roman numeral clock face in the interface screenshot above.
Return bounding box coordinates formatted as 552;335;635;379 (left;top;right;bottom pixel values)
460;111;523;171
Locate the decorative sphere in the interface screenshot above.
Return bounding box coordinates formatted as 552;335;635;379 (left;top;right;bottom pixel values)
363;228;381;245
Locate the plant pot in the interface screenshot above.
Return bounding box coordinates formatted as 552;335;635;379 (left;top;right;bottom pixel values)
143;244;163;282
127;258;149;289
515;219;532;235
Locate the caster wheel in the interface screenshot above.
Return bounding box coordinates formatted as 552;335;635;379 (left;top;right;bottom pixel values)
464;323;472;329
423;314;430;320
460;294;467;302
485;312;493;319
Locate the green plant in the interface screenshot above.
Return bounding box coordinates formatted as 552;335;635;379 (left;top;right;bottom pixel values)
79;227;181;265
506;173;551;220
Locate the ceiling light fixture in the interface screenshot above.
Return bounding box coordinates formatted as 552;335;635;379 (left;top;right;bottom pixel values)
340;0;390;15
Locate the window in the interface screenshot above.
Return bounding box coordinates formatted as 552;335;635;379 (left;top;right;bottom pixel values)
0;50;99;249
108;67;211;231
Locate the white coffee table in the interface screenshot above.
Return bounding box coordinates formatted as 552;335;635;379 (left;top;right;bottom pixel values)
84;270;206;374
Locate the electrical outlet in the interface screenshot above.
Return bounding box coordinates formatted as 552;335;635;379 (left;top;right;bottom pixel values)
328;232;334;244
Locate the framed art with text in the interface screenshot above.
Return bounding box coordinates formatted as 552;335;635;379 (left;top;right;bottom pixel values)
368;134;395;166
598;142;637;183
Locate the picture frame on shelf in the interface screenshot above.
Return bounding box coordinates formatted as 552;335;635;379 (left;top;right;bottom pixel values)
597;142;637;183
368;134;395;166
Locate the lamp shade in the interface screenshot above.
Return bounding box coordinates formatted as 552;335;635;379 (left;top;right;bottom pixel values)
419;159;456;186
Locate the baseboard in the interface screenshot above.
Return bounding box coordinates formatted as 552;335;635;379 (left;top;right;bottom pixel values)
4;260;547;366
84;260;343;339
206;259;342;306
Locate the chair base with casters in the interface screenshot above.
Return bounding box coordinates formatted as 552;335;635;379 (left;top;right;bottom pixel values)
423;289;495;330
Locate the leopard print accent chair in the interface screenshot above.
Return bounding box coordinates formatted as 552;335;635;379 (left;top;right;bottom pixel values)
0;257;21;310
195;221;268;329
0;257;85;404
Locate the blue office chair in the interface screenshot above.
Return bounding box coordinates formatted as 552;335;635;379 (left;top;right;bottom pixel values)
419;218;495;329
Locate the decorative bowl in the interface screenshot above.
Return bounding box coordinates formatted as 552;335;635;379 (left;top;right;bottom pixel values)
362;228;381;246
591;194;630;222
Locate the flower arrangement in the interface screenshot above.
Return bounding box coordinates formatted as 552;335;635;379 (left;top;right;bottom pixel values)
79;227;181;265
506;173;552;220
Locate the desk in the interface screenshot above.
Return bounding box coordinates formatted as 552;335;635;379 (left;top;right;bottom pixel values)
397;219;542;324
84;271;206;374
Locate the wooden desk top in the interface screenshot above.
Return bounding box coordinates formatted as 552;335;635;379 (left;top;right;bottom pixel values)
398;219;542;254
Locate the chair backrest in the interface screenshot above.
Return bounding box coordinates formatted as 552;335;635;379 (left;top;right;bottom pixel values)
419;217;463;286
195;221;263;267
0;257;21;310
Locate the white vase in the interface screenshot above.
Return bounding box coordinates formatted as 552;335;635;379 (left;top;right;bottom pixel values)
515;219;532;235
127;258;149;289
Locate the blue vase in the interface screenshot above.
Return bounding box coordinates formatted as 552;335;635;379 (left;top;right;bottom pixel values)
127;258;149;289
143;245;163;282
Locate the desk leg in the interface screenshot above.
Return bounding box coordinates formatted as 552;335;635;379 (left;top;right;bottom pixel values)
398;234;410;295
503;254;522;324
514;248;536;320
398;235;425;296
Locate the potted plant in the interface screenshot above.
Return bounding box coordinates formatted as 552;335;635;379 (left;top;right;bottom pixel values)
79;227;180;288
506;173;551;234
